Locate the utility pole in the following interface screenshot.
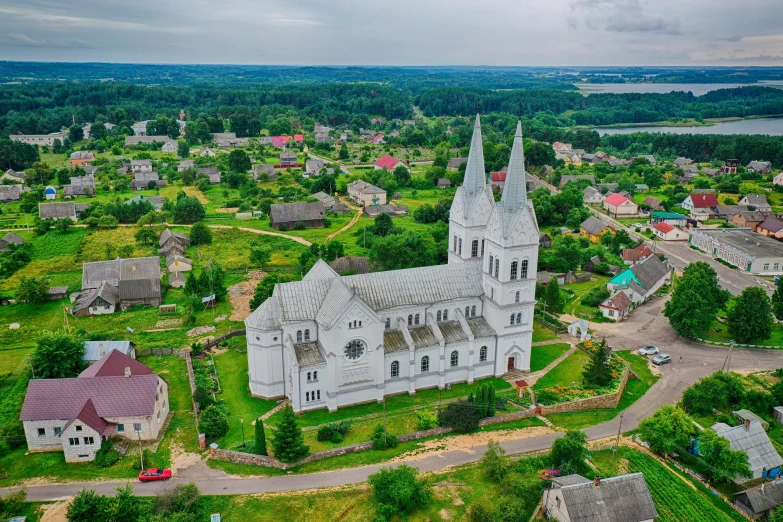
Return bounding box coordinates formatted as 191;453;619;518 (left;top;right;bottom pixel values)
614;412;624;459
240;418;245;445
138;432;144;471
723;340;735;373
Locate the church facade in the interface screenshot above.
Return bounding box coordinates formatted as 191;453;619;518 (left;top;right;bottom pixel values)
245;115;540;412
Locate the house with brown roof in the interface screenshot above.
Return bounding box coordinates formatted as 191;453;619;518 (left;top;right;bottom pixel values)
681;193;719;212
20;351;169;462
621;244;654;265
731;211;770;230
599;291;633;321
757;217;783;240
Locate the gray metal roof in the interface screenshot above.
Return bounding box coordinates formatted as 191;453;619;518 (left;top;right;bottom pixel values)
439;321;467;343
311;191;336;208
467;317;495;338
630;255;669;292
82;341;134;362
409;326;438;348
383;330;408;353
75;281;119;312
134;171;160;182
348;179;386;195
363;204;408;217
696;228;783;258
83;259;121;289
553;474;590;487
245;295;282;330
119;278;161;301
270;201;325;224
735;479;783;514
119;256;161;281
48;286;68;296
159;228;190;248
314;278;355;328
39;202;76;219
294;342;326;367
1;232;24;248
712;421;783;475
559;472;658;522
742;194;770;207
581;216;615;236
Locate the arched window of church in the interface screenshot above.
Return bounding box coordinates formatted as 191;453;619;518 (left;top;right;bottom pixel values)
421;356;430;372
516;312;522;324
450;351;459;367
480;346;487;362
494;259;499;278
471;239;478;257
408;314;413;326
304;329;310;342
443;310;448;321
453;235;458;251
313;371;318;381
391;361;399;378
385;318;391;329
481;239;485;256
510;315;515;326
307;372;311;382
296;330;303;342
465;306;470;318
415;313;420;325
510;261;518;280
521;259;529;279
458;238;462;255
437;311;442;322
489;255;493;274
306;391;310;402
317;390;320;400
515;291;520;303
471;305;476;316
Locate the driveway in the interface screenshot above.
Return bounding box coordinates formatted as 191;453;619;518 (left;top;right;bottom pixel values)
7;299;782;501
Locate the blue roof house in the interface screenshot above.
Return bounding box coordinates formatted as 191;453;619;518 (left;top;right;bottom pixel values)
44;185;57;200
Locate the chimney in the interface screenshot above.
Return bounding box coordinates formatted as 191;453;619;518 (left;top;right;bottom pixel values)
99;343;105;357
124;367;131;378
594;476;600;487
744;419;751;431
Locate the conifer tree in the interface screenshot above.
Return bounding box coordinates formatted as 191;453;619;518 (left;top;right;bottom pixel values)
487;386;496;417
254;418;267;456
583;338;612;386
271;406;309;463
476;384;488;418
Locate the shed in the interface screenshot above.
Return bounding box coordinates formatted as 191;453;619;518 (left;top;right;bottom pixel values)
733;409;770;431
47;286;69;301
437;178;451;189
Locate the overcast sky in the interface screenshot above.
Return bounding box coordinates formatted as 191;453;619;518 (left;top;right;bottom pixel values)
0;0;781;65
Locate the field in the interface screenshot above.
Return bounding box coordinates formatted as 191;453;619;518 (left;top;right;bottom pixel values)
532;349;588;390
529;342;570;372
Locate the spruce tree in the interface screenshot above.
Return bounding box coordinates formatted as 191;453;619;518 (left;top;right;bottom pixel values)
583;338;612;386
476;384;488;418
545;281;561;313
254;418;267;456
487;386;496;417
271;406;309;463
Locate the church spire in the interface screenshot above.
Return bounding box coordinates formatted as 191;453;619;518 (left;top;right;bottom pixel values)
462;114;486;197
500;120;527;213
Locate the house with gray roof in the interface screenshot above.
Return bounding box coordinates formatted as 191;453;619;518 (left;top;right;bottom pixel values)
1;168;25;184
747;161;772;175
253;163;278;180
544;473;658;522
82;341;136;363
560;175;595;187
583;186;604;204
739;194;771;211
311;191;337;209
709;420;783;482
196;167;221;184
0;184;23;202
329;256;371;275
447;157;468;171
245;115;540;414
19;351;168;462
131;171;165;190
0;232;24;253
78;256;162;313
177;159;195;171
607;254;671;306
348;179;387;207
305;158;325;176
363;204;409;217
125;194;164;210
39;202;77;221
269;201;326;230
158;228;190;257
734;479;783;519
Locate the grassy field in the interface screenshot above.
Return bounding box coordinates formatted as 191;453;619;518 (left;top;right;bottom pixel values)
561;274;611;319
532;322;558;342
701;318;783;347
529;343;571;372
532;350;589;390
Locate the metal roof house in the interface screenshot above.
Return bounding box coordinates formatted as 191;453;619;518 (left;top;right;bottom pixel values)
82;341;136;363
269;202;326;231
710;420;783;481
543;473;658;522
0;232;24;253
78;256;162;313
735;479;783;519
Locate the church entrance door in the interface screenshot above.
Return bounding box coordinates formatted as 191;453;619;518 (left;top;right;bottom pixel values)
507;357;515;371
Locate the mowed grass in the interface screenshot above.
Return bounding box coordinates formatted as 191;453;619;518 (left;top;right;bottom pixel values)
532;322;558;342
529;343;571;372
701;317;783;347
532;350;588;390
188;228;307;270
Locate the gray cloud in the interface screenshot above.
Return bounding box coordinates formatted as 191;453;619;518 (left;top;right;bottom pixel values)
570;0;681;35
6;33;97;48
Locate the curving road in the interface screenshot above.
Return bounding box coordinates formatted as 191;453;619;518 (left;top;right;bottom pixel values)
5;300;782;501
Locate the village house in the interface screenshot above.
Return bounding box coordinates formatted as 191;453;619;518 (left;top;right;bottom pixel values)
305;158;325;176
539;232;552;248
748;161;772;175
39;202;77;221
124;136;169;147
161;140;178;153
437;178;452;189
70;151;94;167
731;211;770;230
649;211;687;227
582;255;601;272
166;255;192;273
82;122;115;140
63;174;96;197
82;341;136;363
773;172;783;186
329;256;371;275
131;172;165;190
739;194;771;211
158;228;190;258
348;180;387;207
603;193;639;217
374;155;409;172
199;147;216;157
621;244;654;265
19;351;169;463
1;168;25;184
583;186;604;205
706;420;783;482
269;201;326;231
253;164;277;180
125;195;164;211
212;132;249;147
279;151;299;167
681;192;719;212
489;169;507;191
580;216;617;243
734;480;783;519
673;156;694;167
76;256;162;315
0;184;23;202
607;255;671;306
599;290;633;321
0;232;24;253
447;157;467;171
47;286;69;301
10;131;67;147
363;204;409;217
177;160;195;171
652;222;687;241
196;167;221;184
543;473;658;522
690;228;783;274
712;205;749;219
756;217;783;240
130;160;153;173
169;272;186;288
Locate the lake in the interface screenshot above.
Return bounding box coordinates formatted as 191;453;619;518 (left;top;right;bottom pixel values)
593;117;783;136
577;81;783;96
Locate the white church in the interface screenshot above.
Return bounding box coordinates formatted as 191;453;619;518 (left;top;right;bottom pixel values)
245;115;540;413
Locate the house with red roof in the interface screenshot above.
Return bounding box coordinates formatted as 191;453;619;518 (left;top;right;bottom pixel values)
603;193;639;216
374;155;409;172
20;351;169;462
599;290;633;321
681;193;719;212
489;168;507;190
621;244;654;265
270;136;293;148
653;222;687;241
293;134;304;143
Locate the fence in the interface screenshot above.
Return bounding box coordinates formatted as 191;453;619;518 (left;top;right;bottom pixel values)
203;328;246;349
136;347;185;357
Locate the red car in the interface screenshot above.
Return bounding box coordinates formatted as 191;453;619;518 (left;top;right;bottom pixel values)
138;468;171;482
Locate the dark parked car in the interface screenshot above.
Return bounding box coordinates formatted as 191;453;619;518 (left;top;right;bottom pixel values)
651;354;671;365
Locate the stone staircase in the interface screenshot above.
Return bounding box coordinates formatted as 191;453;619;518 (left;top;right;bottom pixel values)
502;369;528;385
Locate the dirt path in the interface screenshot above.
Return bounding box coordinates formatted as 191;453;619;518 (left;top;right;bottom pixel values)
205;225;312;246
183;186;209;204
228;270;265;321
325;198;362;243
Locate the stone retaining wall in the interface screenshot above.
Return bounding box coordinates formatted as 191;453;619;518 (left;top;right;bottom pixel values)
540;365;630;415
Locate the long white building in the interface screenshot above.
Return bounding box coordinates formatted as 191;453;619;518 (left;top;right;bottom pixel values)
245;115;540;412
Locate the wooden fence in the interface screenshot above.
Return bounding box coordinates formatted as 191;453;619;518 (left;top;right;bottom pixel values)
203;328;246;349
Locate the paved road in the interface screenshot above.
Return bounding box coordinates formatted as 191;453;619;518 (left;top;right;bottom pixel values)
7;301;782;501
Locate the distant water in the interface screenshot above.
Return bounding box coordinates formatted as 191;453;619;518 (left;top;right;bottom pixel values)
593;117;783;136
577;81;783;96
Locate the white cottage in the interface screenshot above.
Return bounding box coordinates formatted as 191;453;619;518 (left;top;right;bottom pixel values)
246;116;539;413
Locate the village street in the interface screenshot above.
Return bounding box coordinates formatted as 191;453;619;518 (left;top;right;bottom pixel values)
7;299;782;501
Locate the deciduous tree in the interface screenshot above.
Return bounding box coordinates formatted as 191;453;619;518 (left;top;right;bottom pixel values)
550;429;588;475
190;222;212;245
664;262;729;338
638;405;695;455
697;428;752;483
16;275;50;304
727;286;773;343
31;330;85;379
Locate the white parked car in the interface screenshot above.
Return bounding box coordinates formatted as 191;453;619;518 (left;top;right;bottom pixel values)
638;346;659;356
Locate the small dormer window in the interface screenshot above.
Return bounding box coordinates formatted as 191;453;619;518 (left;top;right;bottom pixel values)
75;425;83;432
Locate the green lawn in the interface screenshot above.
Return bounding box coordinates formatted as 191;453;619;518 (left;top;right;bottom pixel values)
529;343;571;372
532;322;558;342
700;318;783;347
532;350;588;390
561;274;611;320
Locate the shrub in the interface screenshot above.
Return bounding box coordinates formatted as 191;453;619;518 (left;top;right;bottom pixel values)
439;401;480;433
367;464;432;520
199;405;229;440
94;440;119;468
581;286;611;307
330;431;343;444
316;420;352;442
481;440;507;482
294;221;306;230
153;482;200;516
371;424;399;450
415;409;438;430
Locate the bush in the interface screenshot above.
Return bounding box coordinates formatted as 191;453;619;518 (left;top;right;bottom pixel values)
371;424;399;450
316;420;352;442
415;409;438;430
439;401;480;432
153;482;200;516
481;440;507;482
94;440;119;468
199;405;229;440
367;464;432;521
330;431;343;444
581;286;611;307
